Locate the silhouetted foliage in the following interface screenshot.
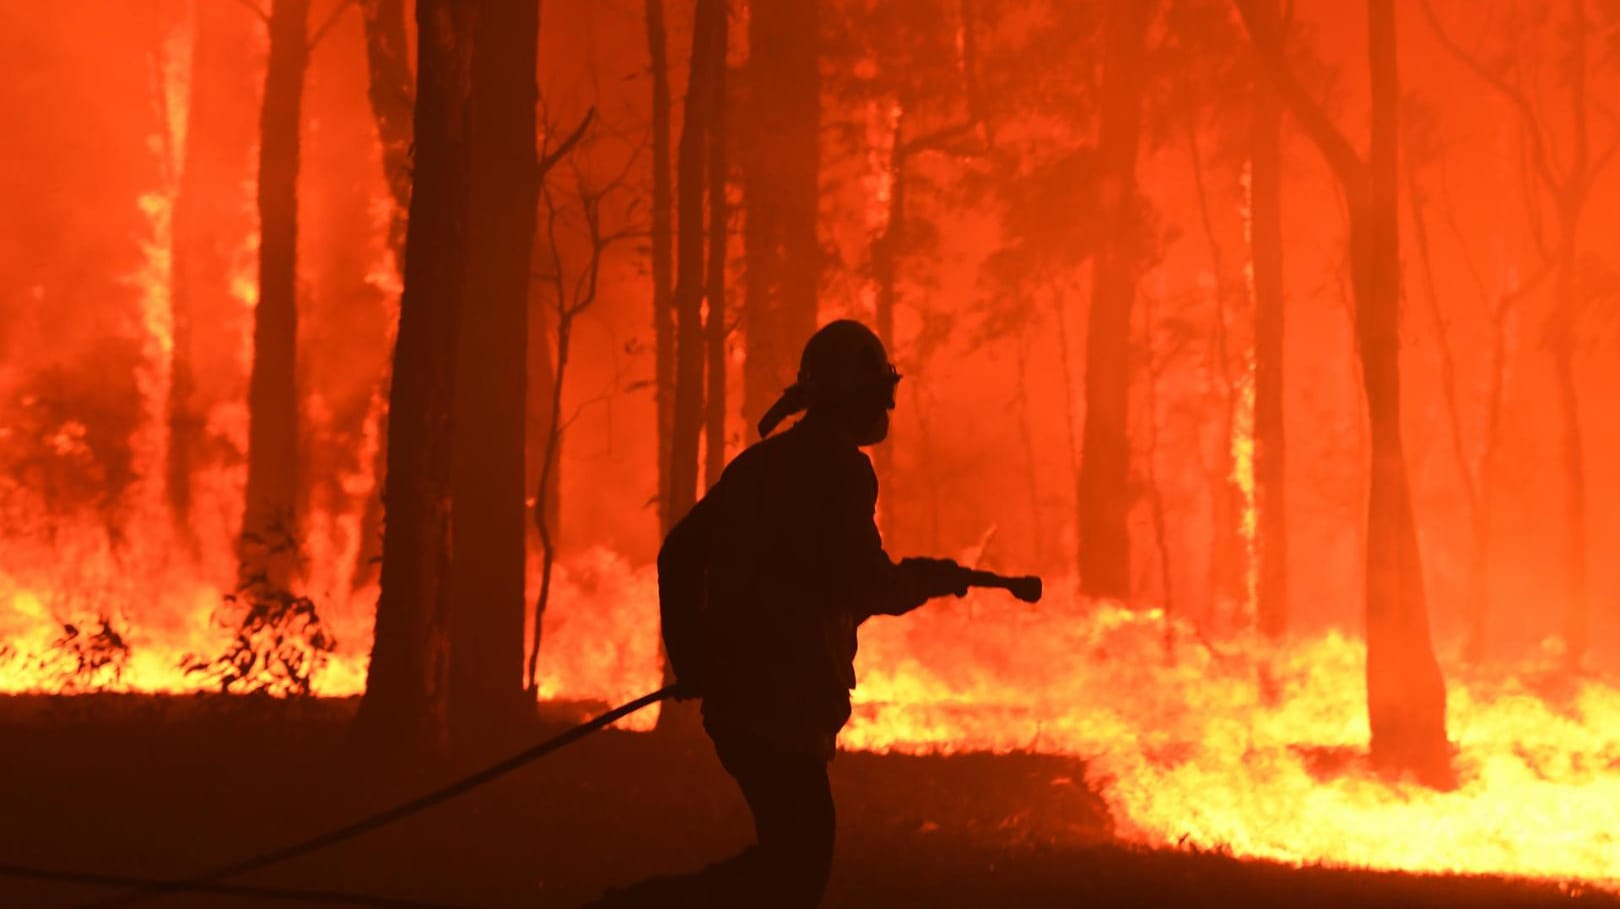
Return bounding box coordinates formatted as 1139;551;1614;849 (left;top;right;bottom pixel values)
185;519;335;696
48;617;131;692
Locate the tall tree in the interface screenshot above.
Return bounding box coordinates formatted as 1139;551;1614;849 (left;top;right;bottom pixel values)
525;118;629;697
168;0;257;541
1237;0;1451;783
646;0;677;532
448;0;541;751
352;0;415;591
1076;0;1153;600
843;0;987;543
1420;0;1620;668
741;0;820;435
241;0;311;584
360;0;414;261
356;0;477;755
1183;101;1249;624
1249;12;1287;637
1405;98;1555;660
704;6;730;489
668;0;724;523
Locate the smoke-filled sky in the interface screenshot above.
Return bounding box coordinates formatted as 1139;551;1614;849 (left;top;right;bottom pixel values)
3;0;1620;668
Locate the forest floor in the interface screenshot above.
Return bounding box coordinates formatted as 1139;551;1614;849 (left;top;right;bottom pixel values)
0;694;1611;909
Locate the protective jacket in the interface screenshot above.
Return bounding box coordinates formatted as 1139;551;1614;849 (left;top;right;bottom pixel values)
658;416;939;754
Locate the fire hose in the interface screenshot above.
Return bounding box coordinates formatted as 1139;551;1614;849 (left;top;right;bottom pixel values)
5;569;1041;907
0;685;677;909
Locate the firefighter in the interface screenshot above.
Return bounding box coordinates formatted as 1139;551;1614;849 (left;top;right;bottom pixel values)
612;319;971;908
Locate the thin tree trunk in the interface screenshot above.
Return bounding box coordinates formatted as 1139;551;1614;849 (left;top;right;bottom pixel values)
1419;0;1597;668
646;0;676;533
448;0;540;753
352;0;416;591
1141;293;1176;644
1407;160;1484;644
527;287;560;566
668;0;722;524
873;111;905;541
1050;287;1083;565
528;312;572;696
1554;227;1587;665
1358;0;1450;783
360;0;413;261
1556;0;1591;666
1013;325;1044;569
1238;0;1450;784
242;0;310;585
704;5;729;489
169;0;257;542
1250;69;1287;638
1186;109;1247;621
355;0;476;757
1077;0;1152;600
1437;174;1542;661
741;0;819;434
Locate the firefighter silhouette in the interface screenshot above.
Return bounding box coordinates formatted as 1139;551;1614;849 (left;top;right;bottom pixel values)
596;319;971;908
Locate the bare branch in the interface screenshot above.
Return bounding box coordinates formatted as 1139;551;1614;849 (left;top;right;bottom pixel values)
1518;128;1554;259
231;0;271;23
539;107;598;178
307;0;358;51
1416;0;1561;193
1588;100;1620;187
1232;0;1364;188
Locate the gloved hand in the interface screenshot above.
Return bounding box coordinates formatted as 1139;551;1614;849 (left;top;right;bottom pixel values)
900;557;970;599
670;677;703;701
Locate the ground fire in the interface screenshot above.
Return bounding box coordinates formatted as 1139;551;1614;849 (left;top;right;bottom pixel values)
1;0;1618;906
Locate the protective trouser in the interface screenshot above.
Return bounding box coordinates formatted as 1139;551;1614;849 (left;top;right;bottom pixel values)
704;728;835;908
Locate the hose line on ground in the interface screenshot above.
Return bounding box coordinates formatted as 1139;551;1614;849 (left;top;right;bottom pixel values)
0;685;679;908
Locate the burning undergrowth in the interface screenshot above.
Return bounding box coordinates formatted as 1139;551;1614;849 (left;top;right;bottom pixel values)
2;527;1617;889
180;556;339;698
847;591;1620;887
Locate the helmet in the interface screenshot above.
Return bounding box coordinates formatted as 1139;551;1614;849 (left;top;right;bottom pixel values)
757;319;900;437
796;320;899;408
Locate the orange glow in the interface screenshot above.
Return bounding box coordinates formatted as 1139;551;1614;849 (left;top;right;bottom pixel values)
8;1;1620;900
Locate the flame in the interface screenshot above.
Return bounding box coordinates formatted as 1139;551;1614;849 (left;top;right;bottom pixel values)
1230;354;1257;611
5;471;1618;886
843;594;1620;887
3;6;1616;895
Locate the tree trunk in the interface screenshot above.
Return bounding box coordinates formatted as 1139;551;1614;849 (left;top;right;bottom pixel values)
352;0;416;591
1236;0;1450;782
448;0;540;753
1357;0;1450;783
660;0;722;708
1555;0;1590;667
1250;66;1287;637
741;0;819;434
646;0;677;533
668;0;722;524
1076;0;1152;600
1186;110;1247;623
873;112;905;541
242;0;310;585
527;290;560;564
355;0;476;757
360;0;414;261
704;5;729;489
1553;226;1587;666
169;0;257;540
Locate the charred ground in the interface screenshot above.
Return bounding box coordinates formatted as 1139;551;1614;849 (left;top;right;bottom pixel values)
0;696;1607;909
